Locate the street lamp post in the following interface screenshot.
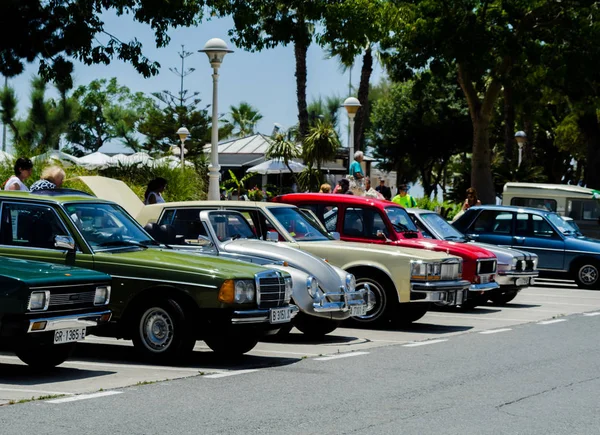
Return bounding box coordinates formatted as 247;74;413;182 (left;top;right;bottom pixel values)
199;38;233;200
342;97;361;173
515;131;527;167
175;127;190;170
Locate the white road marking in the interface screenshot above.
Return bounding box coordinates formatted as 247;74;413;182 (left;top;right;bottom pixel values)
520;293;600;299
204;369;260;379
314;351;370;361
538;319;567;325
0;388;73;396
403;339;448;347
426;314;538;322
46;391;122;404
252;350;319;356
583;312;600;316
479;328;512;335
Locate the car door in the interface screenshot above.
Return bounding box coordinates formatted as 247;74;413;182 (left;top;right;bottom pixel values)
463;209;515;247
0;201;94;270
512;212;565;270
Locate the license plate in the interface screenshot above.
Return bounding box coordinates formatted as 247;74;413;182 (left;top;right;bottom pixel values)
350;305;367;316
54;327;86;344
270;308;291;324
516;277;530;286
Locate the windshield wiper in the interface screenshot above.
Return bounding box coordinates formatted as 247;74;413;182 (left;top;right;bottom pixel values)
392;222;415;233
98;240;149;249
444;235;464;241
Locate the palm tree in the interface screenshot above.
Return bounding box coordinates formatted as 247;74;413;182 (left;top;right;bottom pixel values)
303;119;340;172
266;133;301;176
222;169;257;199
224;102;263;138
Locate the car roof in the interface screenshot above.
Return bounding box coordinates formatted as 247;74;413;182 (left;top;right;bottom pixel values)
465;204;555;215
406;207;435;215
275;193;397;208
153;200;295;209
0;190;115;205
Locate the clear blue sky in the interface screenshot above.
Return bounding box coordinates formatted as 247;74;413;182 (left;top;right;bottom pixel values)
5;13;385;154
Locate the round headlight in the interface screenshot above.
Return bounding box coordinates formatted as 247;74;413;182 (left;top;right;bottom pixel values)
345;274;356;292
234;280;254;303
306;276;319;297
511;257;519;267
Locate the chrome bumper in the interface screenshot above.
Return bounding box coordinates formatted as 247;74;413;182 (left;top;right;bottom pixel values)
27;310;111;333
496;271;539;287
411;280;471;306
469;282;500;292
231;305;299;324
312;284;372;313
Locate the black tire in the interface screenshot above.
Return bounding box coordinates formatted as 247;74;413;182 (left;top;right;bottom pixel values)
15;343;76;368
573;261;600;289
131;298;196;362
293;312;340;338
347;272;396;326
395;304;429;326
204;336;258;357
489;290;519;305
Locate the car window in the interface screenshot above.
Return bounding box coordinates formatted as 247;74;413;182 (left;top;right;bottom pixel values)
268;207;332;241
568;199;600;220
343;207;389;238
515;213;529;236
472;210;513;234
159;208;207;239
208;212;257;241
417;212;464;240
532;214;557;238
411;217;434;239
323;206;338;232
0;202;70;250
511;197;557;212
384;206;418;232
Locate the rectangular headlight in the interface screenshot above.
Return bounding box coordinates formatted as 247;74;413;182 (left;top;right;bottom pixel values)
28;291;50;311
410;261;428;280
94;286;111;306
284;276;293;303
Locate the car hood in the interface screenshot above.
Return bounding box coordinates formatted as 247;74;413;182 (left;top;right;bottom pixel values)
0;256;110;286
223;239;346;290
565;236;600;252
297;240;457;261
94;248;268;281
396;238;495;260
469;242;532;264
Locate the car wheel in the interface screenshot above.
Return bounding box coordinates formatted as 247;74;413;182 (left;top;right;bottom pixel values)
204;336;258;357
489;290;519;305
347;272;395;326
293;312;340;338
574;262;600;289
131;298;196;362
395;303;429;326
15;343;76;368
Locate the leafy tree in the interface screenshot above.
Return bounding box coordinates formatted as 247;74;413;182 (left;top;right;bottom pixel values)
303;119;339;172
266;132;301;176
223;102;263;137
0;0;202;82
381;0;588;203
307;96;342;131
222;169;257;198
65;78;154;154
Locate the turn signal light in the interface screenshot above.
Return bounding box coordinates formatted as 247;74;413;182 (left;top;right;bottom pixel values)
218;280;235;304
31;321;47;331
100;313;112;323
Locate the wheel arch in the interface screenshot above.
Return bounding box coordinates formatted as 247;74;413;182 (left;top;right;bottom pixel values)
345;265;399;302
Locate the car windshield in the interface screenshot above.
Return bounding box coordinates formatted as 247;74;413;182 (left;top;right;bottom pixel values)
268;207;332;241
419;212;467;241
208;211;258;241
385;206;419;233
65;202;157;251
546;212;578;235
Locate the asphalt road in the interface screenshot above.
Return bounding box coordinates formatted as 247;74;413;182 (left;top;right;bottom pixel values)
1;278;599;434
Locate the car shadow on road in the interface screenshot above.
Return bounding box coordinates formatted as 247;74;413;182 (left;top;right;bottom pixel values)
261;332;357;345
342;320;473;334
0;362;114;385
486;302;541;309
429;305;503;315
72;342;300;371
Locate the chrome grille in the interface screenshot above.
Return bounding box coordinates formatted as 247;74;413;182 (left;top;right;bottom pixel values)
441;263;460;280
477;260;497;275
28;283;100;310
525;260;535;271
256;271;286;309
49;291;96;306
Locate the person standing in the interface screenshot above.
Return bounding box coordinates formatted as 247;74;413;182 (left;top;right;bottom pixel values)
462;187;482;211
364;177;385;199
144;177;167;205
375;177;391;200
391;184;417;208
349;151;364;180
4;157;33;191
30;166;66;191
319;183;331;193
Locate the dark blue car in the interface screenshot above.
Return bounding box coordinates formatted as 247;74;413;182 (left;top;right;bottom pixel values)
453;205;600;289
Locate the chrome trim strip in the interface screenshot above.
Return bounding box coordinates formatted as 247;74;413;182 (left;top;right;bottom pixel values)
29;283;107;290
537;268;569;272
27;310;111;333
111;275;217;289
564;250;600;255
469;282;500;292
411;279;471;292
521;246;564;252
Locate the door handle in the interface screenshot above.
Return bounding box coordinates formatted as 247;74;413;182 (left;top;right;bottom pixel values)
467;233;479;239
513;236;525;242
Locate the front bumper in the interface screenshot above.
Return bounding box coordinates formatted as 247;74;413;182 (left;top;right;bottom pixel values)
27;310;112;333
312;285;372;313
496;271;539;288
469;281;500;292
410;280;471;306
231;305;299;325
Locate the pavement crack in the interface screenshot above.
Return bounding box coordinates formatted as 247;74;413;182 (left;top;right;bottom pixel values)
497;375;600;409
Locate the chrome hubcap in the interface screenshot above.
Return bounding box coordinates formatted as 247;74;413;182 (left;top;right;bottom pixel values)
140;308;174;352
353;279;386;322
579;265;598;286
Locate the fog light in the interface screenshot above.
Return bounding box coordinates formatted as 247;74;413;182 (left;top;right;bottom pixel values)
31;321;47;331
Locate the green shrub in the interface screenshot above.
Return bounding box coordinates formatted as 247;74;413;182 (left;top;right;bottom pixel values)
415;197;462;221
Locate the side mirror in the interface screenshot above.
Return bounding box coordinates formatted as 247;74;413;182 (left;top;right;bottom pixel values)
266;231;279;242
55;235;75;250
330;231;341;240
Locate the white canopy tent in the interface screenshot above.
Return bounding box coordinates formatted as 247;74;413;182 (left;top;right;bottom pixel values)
245;158;305;174
78;151;112;169
109;152;153;166
32;150;82;167
154;156;194;169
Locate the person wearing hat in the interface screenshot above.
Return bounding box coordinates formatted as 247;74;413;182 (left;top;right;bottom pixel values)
391;184;417;208
375;177;391;200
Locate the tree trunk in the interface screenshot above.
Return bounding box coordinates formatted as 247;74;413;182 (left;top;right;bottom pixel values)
294;38;309;139
523;118;534;164
472;117;496;204
354;47;373;152
503;84;515;164
578;111;600;188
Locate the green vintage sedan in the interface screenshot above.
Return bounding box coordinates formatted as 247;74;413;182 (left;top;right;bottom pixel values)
0;256;111;368
0;190;297;361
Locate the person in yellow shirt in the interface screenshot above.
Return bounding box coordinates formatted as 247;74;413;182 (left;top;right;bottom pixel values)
391;184;417;208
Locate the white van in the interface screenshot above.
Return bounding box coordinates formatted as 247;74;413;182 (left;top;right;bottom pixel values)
502;182;600;239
